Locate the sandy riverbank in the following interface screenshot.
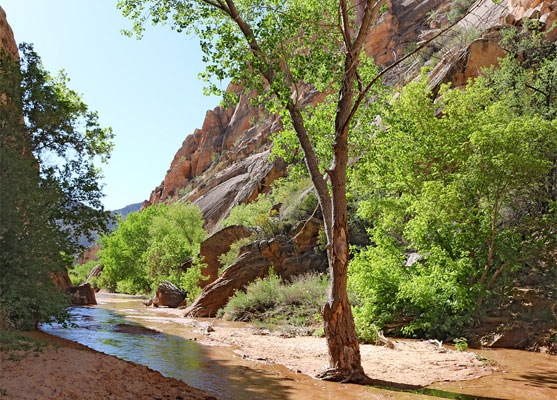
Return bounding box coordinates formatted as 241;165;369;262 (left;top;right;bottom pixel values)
144;305;496;388
0;331;218;400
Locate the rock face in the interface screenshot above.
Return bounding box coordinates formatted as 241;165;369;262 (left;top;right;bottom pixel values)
145;93;290;233
0;7;18;60
67;283;97;306
152;280;187;308
184;217;325;317
429;35;507;95
429;0;557;94
197;225;253;287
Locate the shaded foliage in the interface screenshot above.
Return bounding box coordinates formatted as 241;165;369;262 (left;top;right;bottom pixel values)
0;45;113;329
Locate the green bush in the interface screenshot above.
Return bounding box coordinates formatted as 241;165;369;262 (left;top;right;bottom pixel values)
223;271;329;335
349;44;557;339
349;246;477;339
454;337;468;352
97;202;206;298
221;177;314;238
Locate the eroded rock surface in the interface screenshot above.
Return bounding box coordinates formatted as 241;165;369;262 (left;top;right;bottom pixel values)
197;225;253;287
0;6;18;60
184;218;325;317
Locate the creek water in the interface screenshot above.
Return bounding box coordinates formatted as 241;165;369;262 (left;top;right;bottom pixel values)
41;293;556;400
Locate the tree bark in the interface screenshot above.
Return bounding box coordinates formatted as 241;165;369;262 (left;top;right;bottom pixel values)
312;0;377;383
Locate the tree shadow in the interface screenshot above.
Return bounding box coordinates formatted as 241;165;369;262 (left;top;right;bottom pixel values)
369;384;510;400
506;371;557;390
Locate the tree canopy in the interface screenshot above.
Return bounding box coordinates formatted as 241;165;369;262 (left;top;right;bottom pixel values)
0;44;113;329
98;202;207;302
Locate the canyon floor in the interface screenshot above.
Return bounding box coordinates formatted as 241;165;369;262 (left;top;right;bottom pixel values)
146;305;496;388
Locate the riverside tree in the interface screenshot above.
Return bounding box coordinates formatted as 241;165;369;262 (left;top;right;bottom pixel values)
98;202;206;301
0;44;113;329
117;0;478;382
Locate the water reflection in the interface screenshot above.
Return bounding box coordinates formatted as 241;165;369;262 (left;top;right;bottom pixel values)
42;306;286;399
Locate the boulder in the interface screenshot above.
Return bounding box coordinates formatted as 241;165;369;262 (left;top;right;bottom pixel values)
184;218;326;317
152;280;186;308
197;225;253;287
67;283;97;306
483;326;531;349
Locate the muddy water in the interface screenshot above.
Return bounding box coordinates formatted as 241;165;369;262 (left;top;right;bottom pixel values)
41;293;556;400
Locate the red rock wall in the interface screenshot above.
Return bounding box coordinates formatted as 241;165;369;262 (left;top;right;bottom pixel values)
0;6;18;59
145;0;555;233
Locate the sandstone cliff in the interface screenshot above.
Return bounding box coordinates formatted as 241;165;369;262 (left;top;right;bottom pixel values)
144;0;556;235
0;6;18;60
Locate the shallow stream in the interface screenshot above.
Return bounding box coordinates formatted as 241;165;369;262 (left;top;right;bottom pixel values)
41;293;556;400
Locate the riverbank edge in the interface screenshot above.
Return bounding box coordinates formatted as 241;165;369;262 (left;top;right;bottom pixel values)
0;330;219;400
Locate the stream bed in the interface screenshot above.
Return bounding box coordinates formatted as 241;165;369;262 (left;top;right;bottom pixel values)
41;293;556;400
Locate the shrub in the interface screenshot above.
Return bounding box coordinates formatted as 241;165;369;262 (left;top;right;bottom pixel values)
221;177;314;238
223;271;329;335
454;337;468;352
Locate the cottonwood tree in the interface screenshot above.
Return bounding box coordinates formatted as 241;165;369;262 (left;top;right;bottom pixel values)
118;0;478;382
0;44;113;329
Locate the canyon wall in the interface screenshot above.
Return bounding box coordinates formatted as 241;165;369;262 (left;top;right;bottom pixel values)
0;7;18;60
144;0;556;234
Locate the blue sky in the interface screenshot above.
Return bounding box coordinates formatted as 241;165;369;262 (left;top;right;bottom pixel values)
2;0;225;210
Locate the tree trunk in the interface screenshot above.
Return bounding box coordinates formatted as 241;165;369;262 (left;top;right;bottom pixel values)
318;171;368;382
316;39;368;379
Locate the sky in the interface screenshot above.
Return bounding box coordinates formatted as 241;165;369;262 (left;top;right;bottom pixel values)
2;0;225;210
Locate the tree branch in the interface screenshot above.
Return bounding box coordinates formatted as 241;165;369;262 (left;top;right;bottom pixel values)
343;0;482;133
218;0;332;230
200;0;229;13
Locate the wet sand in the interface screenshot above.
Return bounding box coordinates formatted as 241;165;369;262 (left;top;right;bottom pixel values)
14;293;553;400
0;331;218;400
